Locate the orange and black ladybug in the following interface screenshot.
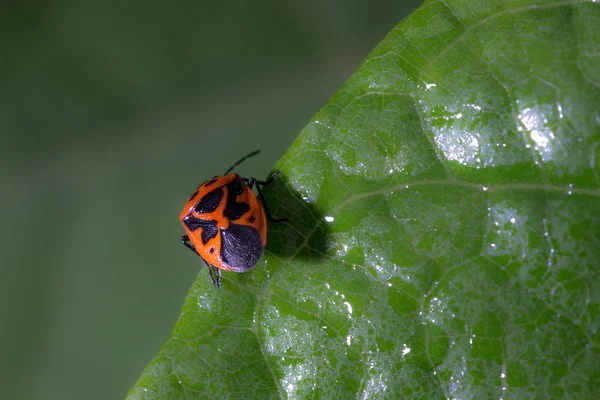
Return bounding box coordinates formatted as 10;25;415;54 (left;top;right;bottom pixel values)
179;150;286;287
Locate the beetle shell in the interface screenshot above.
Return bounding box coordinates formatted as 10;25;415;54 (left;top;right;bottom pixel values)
179;173;267;272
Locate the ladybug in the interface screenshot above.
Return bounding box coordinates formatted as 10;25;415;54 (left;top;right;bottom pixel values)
179;150;286;287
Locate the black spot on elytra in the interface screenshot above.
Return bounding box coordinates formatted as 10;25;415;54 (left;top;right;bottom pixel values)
220;223;263;272
229;177;245;196
249;216;255;223
223;178;250;221
209;247;214;254
182;215;218;245
203;178;218;187
188;190;199;202
194;188;224;214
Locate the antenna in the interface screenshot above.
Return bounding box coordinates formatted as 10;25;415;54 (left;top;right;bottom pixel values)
224;150;261;174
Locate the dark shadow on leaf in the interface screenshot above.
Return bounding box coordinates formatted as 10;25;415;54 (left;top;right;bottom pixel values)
230;171;330;286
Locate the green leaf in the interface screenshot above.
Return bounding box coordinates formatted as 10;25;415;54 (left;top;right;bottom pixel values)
127;0;600;398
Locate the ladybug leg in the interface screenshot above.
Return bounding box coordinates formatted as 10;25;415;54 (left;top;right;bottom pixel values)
181;235;199;255
205;262;220;287
247;170;281;186
180;235;221;287
254;183;288;222
214;268;221;287
245;176;288;222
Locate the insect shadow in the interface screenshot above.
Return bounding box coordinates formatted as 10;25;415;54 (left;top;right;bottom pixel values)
232;170;330;285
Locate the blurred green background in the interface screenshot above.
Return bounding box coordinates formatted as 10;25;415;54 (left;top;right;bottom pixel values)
0;1;423;398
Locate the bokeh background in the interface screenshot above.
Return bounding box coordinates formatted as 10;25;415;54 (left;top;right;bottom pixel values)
0;1;423;398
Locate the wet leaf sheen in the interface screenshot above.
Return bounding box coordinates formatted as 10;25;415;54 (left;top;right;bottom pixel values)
128;1;600;398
